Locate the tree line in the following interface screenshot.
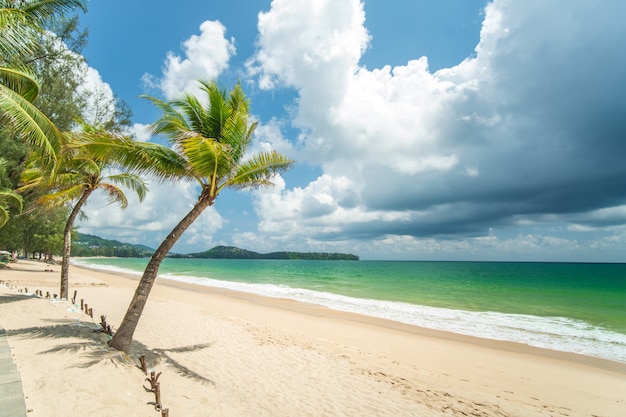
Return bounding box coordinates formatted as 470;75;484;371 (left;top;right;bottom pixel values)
0;1;294;352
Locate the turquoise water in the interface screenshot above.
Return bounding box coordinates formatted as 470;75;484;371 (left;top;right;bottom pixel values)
73;258;626;363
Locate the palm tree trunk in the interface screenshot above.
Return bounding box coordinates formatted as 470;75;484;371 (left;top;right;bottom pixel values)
108;191;214;352
60;188;93;299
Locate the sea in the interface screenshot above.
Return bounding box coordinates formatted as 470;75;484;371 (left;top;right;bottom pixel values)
71;258;626;364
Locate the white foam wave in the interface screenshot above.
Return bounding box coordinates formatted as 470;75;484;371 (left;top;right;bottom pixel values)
159;272;626;363
72;259;142;277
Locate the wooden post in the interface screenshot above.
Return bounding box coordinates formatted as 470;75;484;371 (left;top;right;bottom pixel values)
139;355;148;374
88;308;93;318
146;371;162;411
80;299;84;310
161;408;169;417
71;290;77;304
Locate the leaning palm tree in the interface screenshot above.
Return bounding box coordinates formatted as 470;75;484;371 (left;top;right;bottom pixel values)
0;0;87;164
82;80;294;352
20;124;148;300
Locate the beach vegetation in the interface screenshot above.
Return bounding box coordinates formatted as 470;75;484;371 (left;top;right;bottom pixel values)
0;203;68;259
0;0;87;165
0;158;24;227
0;2;91;255
0;186;23;228
79;80;295;352
19;123;149;299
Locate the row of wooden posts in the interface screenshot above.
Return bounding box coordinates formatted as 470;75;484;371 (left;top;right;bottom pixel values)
0;282;171;416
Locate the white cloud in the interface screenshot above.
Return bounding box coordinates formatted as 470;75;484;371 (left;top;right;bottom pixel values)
74;0;626;261
145;20;236;100
130;123;151;142
249;119;295;157
244;0;626;261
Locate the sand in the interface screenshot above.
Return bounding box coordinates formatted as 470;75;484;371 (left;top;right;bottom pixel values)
0;259;625;417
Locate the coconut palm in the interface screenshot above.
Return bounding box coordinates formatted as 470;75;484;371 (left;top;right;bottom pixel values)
20;124;148;299
0;0;86;163
84;80;294;352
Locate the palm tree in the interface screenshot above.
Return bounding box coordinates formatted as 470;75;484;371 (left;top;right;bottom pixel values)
20;124;148;299
0;0;87;164
87;80;294;352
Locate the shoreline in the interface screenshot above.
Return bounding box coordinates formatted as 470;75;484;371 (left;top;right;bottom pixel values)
76;255;626;364
137;266;626;372
1;260;625;416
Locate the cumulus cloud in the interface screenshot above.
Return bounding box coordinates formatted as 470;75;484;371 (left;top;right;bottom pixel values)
130;123;151;142
143;20;236;99
246;0;626;258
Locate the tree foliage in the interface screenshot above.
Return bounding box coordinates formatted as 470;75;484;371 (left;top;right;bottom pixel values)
0;0;87;164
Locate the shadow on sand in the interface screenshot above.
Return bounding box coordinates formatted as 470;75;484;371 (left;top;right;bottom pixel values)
4;303;216;385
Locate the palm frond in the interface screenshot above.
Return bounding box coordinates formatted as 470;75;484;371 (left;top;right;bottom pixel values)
69;131;189;183
0;205;9;227
178;135;229;180
19;0;87;25
171;92;207;136
0;82;62;164
106;173;148;202
201;81;230;142
0;66;39;101
99;183;127;209
140;95;189;139
38;183;86;205
0;0;86;58
225;150;295;191
0;189;24;211
0;8;38;57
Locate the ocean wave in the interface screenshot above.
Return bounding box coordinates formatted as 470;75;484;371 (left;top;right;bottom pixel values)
73;259;626;363
73;259;143;277
159;272;626;363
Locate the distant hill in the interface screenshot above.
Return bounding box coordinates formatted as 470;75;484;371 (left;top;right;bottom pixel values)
73;233;155;257
176;245;359;260
72;235;359;260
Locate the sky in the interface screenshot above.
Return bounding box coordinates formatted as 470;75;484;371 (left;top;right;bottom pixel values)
73;0;626;262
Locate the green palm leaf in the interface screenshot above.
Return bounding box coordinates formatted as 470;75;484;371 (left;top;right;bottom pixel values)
0;66;39;101
226;150;294;190
107;173;148;202
68;130;189;183
0;189;24;227
0;81;63;162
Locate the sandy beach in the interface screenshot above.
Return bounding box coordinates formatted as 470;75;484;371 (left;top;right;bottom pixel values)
0;259;625;417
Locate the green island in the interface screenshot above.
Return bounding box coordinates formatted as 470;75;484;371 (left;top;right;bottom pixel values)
73;233;358;260
178;245;359;260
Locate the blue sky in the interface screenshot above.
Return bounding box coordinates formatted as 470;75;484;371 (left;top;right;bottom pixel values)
74;0;626;261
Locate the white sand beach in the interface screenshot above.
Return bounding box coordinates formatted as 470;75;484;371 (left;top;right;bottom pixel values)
1;259;625;416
